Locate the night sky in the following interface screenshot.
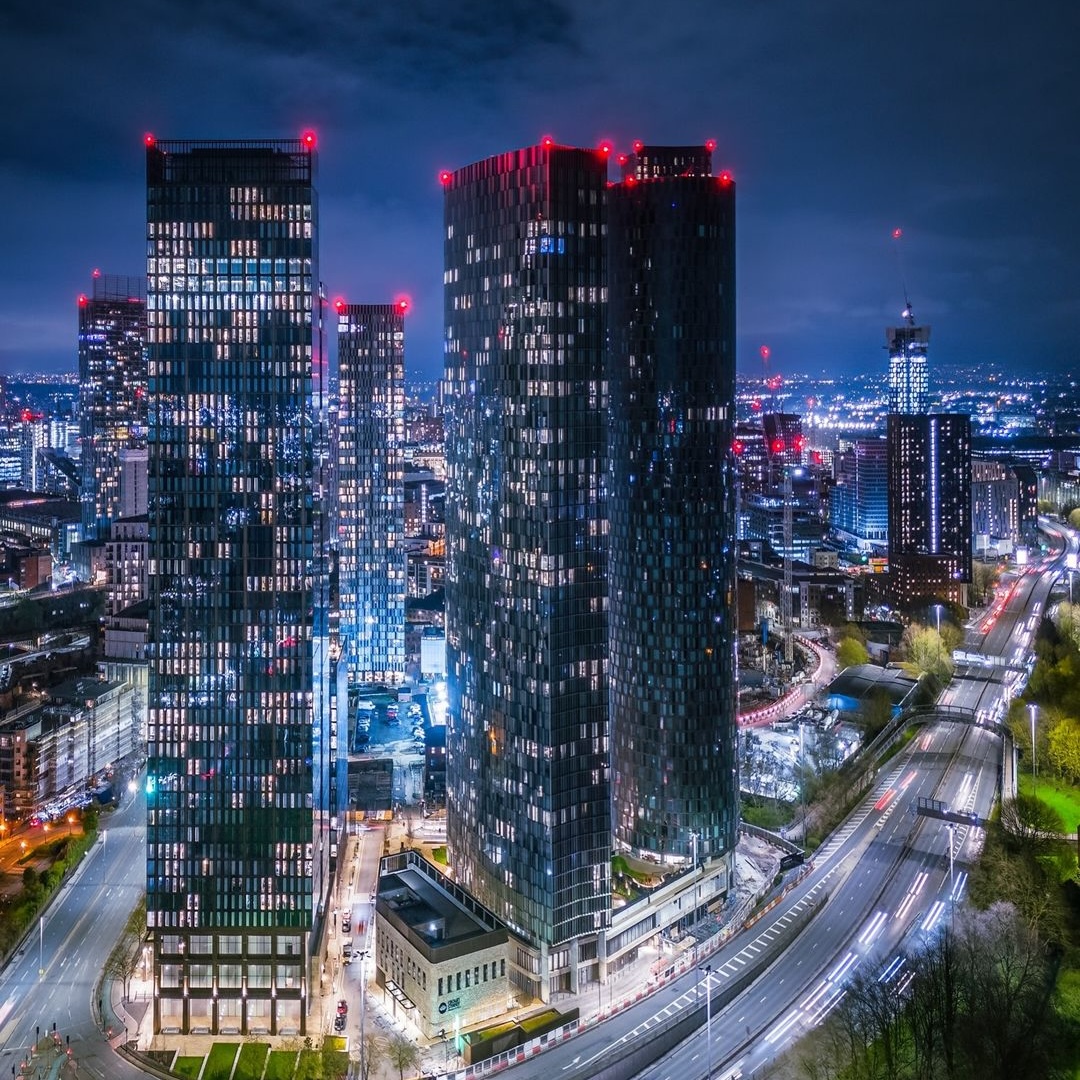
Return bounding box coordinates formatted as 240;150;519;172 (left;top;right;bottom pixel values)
1;0;1077;386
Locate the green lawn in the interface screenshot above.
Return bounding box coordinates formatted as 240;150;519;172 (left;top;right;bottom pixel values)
204;1042;240;1080
174;1056;204;1079
264;1050;298;1080
234;1043;269;1080
1019;773;1080;831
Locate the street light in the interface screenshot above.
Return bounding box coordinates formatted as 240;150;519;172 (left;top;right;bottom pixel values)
932;603;943;636
697;964;713;1079
1028;704;1038;782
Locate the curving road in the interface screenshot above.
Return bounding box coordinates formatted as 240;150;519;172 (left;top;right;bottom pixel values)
0;787;147;1079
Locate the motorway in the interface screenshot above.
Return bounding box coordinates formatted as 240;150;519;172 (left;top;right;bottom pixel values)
0;786;147;1079
494;528;1070;1080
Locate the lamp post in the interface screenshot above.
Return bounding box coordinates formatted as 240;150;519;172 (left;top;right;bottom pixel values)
1028;704;1038;781
932;603;942;636
697;964;713;1079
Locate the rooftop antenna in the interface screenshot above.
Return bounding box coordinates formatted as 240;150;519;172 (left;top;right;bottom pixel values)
892;227;915;326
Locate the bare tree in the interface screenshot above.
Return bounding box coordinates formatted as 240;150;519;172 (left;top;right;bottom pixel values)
386;1033;420;1080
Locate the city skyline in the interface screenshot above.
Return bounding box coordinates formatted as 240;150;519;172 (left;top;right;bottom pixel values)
1;2;1077;383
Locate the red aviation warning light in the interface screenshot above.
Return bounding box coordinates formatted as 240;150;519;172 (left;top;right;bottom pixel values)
301;131;317;149
598;140;613;156
718;170;733;186
144;133;155;147
793;434;806;453
541;135;555;149
732;439;745;456
333;298;346;313
705;139;717;152
750;399;762;411
632;140;643;153
759;345;770;362
77;295;88;307
92;268;101;279
395;296;410;315
439;170;452;186
771;438;786;455
617;154;628;166
892;227;903;240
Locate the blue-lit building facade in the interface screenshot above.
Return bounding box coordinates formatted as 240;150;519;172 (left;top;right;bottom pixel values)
443;143;611;999
887;316;930;415
607;145;738;873
78;273;147;545
336;302;406;686
145;137;331;1036
830;438;888;552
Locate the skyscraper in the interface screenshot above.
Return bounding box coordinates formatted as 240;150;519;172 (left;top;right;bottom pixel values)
887;312;929;414
607;145;738;871
145;135;330;1036
336;301;406;686
443;142;610;997
78;273;147;543
887;413;971;607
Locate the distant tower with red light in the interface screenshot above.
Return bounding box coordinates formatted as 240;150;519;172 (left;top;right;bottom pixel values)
607;142;738;881
78;272;147;545
336;302;406;686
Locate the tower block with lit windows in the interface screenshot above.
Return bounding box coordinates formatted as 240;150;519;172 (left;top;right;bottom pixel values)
144;135;331;1036
607;144;738;876
336;300;407;686
442;141;611;1000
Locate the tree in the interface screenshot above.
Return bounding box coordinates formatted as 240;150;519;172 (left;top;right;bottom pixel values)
899;622;954;687
1047;715;1080;784
836;636;869;669
385;1033;419;1080
999;794;1066;855
1069;507;1080;530
971;560;999;606
859;687;895;739
359;1034;387;1080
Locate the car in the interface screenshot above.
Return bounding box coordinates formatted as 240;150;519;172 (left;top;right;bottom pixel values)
333;1015;346;1032
341;919;351;934
386;705;398;720
337;999;348;1017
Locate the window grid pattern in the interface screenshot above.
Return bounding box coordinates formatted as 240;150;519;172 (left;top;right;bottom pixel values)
337;305;406;684
78;274;148;542
443;145;612;955
607;162;738;863
145;139;328;1037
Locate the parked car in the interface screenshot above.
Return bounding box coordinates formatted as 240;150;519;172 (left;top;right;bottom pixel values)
337;998;348;1017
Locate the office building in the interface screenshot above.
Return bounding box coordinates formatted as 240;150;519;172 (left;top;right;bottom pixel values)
887;314;930;415
443;141;610;998
887;413;971;607
830;438;889;551
78;273;147;542
145;135;330;1036
607;144;738;870
336;302;406;686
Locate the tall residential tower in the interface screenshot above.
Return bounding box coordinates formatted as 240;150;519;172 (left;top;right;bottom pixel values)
78;272;147;543
336;301;406;687
443;142;611;998
145;136;330;1036
607;145;738;874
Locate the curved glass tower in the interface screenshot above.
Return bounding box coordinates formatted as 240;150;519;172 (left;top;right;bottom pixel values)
607;145;738;866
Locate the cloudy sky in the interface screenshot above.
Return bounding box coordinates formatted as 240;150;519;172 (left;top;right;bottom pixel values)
0;0;1076;385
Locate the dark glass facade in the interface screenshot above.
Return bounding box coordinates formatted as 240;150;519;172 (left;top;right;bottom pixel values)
887;412;972;606
607;146;738;865
145;138;330;1036
443;144;611;988
336;303;406;685
78;273;147;543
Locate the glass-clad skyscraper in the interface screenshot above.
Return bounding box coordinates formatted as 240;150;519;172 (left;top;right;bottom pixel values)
78;272;147;544
336;302;406;686
607;145;738;868
145;136;330;1036
443;143;611;998
887;313;929;415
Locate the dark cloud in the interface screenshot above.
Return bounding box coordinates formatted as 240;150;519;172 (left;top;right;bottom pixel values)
0;0;1077;381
